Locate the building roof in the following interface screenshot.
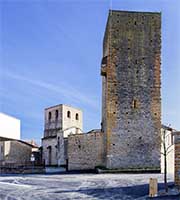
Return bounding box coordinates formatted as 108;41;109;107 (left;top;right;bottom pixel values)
0;112;20;121
42;135;57;140
0;136;38;148
109;10;161;15
45;104;82;111
87;129;102;133
161;124;176;132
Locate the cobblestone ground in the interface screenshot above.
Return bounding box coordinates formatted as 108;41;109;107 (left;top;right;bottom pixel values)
0;173;179;200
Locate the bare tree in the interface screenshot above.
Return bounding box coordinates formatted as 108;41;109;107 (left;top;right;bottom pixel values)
161;127;173;193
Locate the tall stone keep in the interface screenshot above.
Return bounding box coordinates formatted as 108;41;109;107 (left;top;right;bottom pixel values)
101;11;161;170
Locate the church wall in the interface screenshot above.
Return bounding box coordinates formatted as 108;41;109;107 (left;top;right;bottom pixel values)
42;137;57;166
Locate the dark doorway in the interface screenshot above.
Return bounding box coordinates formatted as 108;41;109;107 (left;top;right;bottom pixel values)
47;146;52;166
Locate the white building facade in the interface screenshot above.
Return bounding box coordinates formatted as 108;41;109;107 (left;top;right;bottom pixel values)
161;125;175;178
0;112;21;140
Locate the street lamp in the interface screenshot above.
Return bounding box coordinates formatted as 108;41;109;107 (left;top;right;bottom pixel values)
30;153;35;171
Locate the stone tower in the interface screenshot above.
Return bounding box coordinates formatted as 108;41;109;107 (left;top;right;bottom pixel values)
101;10;161;170
42;104;83;166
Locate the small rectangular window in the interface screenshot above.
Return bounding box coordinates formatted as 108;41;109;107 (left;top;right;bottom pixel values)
132;99;138;109
67;111;71;118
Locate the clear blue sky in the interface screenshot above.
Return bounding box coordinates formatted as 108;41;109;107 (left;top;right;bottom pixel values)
0;0;180;144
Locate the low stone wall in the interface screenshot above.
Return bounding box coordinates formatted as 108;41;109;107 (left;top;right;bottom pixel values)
68;131;104;170
0;166;44;174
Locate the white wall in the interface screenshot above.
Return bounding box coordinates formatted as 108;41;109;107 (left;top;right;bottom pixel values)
63;127;82;138
0;113;21;140
161;128;174;176
62;105;83;131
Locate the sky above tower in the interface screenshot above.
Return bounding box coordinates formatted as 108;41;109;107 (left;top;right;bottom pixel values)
0;0;180;144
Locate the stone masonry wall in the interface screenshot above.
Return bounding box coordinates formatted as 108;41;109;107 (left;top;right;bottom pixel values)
68;131;104;170
101;11;161;170
0;141;32;165
175;132;180;186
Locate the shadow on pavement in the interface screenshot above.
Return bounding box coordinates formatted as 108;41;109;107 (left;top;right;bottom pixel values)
52;182;179;200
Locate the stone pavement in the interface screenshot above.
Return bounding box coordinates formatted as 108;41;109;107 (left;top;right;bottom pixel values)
0;173;179;200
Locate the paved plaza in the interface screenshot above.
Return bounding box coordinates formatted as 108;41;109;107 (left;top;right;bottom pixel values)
0;173;178;200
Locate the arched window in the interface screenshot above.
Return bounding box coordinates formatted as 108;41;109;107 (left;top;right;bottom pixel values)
75;113;79;120
55;110;58;119
48;112;51;121
67;111;71;118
